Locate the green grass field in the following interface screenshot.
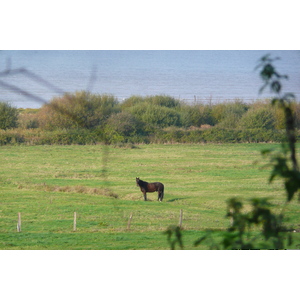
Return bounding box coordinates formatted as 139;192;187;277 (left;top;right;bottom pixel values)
1;143;300;249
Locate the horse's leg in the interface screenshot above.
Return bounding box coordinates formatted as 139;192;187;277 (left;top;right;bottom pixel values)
158;189;164;202
143;191;147;201
158;190;163;202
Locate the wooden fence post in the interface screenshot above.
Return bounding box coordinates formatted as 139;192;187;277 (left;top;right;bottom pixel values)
127;212;133;230
17;212;21;232
73;212;77;232
179;209;183;229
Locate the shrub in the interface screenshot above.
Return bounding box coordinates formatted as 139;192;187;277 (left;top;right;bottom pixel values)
146;95;180;108
105;111;145;137
0;102;19;129
213;100;249;128
180;103;215;128
121;94;180;110
238;106;276;130
120;95;145;110
38;91;120;130
128;102;181;129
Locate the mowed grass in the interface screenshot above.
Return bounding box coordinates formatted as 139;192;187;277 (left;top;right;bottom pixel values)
1;143;300;249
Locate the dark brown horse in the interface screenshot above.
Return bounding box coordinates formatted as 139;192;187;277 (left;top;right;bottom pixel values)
136;177;164;202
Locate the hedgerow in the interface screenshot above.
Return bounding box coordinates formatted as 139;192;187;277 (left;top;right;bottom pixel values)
2;92;300;145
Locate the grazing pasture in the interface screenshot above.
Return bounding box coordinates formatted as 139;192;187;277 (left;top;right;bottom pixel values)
1;143;300;249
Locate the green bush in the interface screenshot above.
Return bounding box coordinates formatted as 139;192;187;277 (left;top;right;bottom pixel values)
120;95;145;110
103;111;148;144
121;94;180;110
128;102;181;129
180;103;215;127
0;102;19;129
213;100;249;129
38;91;120;130
210;100;247;123
105;111;145;136
238;106;276;130
146;95;180;108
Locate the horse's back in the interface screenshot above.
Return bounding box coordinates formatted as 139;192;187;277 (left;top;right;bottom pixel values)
145;182;163;192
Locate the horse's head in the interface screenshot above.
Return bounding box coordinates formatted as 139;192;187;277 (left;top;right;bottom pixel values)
136;177;140;186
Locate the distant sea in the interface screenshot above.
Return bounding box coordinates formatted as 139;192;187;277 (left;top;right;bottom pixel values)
0;50;299;108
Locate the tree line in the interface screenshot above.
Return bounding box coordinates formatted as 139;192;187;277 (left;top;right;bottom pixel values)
1;91;300;145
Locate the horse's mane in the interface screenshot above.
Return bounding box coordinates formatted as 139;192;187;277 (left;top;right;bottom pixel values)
137;178;148;187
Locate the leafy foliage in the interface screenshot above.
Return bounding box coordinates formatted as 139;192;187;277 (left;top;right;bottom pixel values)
214;100;249;129
38;91;119;130
238;106;276;130
194;197;292;249
258;55;300;202
128;102;181;129
0;102;19;129
105;111;144;136
180;103;215;127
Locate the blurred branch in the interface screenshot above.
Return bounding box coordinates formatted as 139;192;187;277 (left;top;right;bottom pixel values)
0;67;65;95
0;79;87;128
164;225;184;250
0;60;99;128
86;64;98;92
0;78;47;105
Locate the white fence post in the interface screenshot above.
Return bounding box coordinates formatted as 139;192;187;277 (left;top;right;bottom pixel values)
73;212;77;232
127;212;133;230
179;209;183;229
17;212;21;232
